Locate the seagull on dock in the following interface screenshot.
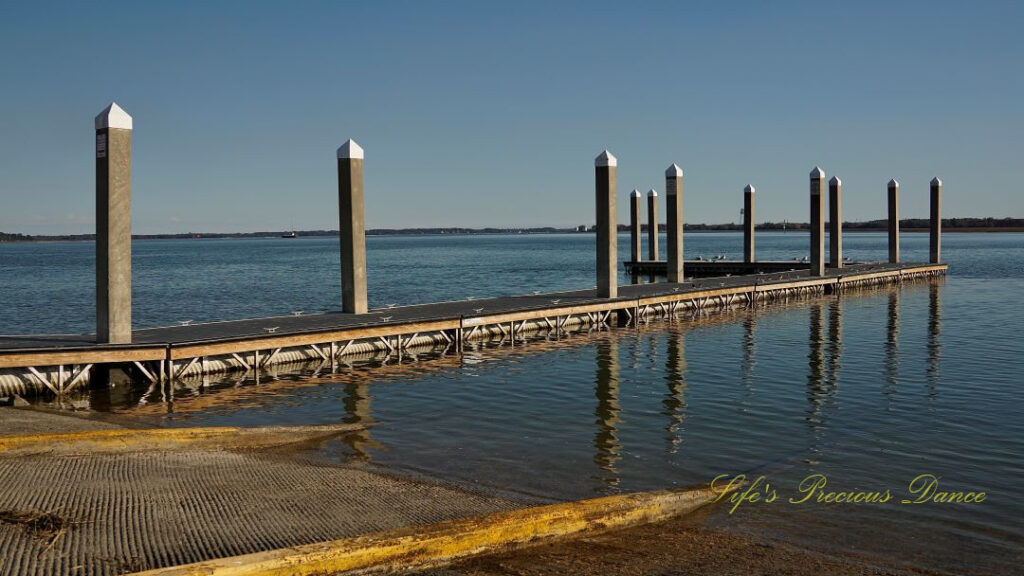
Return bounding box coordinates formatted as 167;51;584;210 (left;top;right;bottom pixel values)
473;308;484;314
387;303;397;308
292;311;303;316
178;320;193;326
551;299;561;304
380;316;393;322
696;255;704;261
264;327;279;333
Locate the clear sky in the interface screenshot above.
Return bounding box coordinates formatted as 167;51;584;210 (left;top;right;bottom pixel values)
1;1;1021;234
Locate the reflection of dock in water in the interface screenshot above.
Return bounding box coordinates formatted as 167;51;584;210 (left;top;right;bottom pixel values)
927;283;942;398
592;338;622;489
884;290;901;400
662;327;687;453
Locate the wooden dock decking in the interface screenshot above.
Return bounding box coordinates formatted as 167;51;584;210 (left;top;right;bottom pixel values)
0;262;947;394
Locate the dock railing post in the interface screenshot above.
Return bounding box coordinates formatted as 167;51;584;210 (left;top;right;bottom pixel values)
338;139;368;314
665;164;683;282
646;189;659;261
95;103;133;344
630;189;642;263
888;178;900;263
743;184;755;263
930;177;942;263
829;176;843;269
810;167;825;276
595;150;617;298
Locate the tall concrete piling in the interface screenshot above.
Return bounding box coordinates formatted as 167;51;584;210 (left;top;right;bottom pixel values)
665;164;683;282
743;184;755;263
809;167;825;276
930;177;942;263
338;139;368;314
630;189;642;262
595;150;617;298
888;178;900;263
647;190;659;261
95;103;133;344
829;176;843;269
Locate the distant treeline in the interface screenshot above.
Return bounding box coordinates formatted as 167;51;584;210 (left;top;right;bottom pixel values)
1;218;1021;242
628;217;1024;233
0;227;569;242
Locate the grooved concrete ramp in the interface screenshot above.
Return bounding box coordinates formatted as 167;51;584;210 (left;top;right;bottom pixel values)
0;450;520;576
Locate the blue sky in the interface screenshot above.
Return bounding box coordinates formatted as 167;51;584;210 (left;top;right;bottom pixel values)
1;1;1021;234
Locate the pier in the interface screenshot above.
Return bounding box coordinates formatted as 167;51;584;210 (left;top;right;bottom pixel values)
0;105;947;395
0;261;946;395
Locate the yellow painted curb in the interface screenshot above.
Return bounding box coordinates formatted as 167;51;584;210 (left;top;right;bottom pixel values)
129;484;734;576
0;424;367;456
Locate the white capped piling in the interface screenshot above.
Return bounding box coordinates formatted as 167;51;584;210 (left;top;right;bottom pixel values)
888;178;900;263
810;167;825;276
743;184;755;263
95;103;133;344
665;164;683;282
829;176;843;269
647;189;659;261
595;150;617;298
338;139;368;314
930;177;942;263
630;189;642;262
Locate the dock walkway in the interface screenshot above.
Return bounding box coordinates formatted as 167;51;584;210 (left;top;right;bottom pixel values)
0;262;946;394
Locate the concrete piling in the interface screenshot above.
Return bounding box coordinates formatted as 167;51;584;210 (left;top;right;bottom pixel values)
829;176;843;269
630;190;642;263
647;190;659;261
665;164;683;282
743;184;754;263
595;151;617;298
338;139;368;314
809;167;825;276
930;177;942;263
888;178;900;263
95;103;133;344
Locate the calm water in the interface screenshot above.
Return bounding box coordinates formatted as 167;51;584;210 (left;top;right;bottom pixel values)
2;232;1022;573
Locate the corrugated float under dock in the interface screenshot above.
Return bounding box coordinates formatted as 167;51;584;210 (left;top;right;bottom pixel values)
0;262;946;395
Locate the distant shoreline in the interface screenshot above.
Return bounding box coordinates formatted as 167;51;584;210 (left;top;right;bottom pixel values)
2;221;1022;242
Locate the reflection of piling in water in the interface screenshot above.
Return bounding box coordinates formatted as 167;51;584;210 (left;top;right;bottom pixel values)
927;283;942;395
806;302;827;429
884;290;900;397
826;298;842;388
342;381;374;459
662;328;688;453
593;338;622;488
741;312;756;399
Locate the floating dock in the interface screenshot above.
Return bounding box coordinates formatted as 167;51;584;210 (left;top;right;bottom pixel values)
0;262;946;395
